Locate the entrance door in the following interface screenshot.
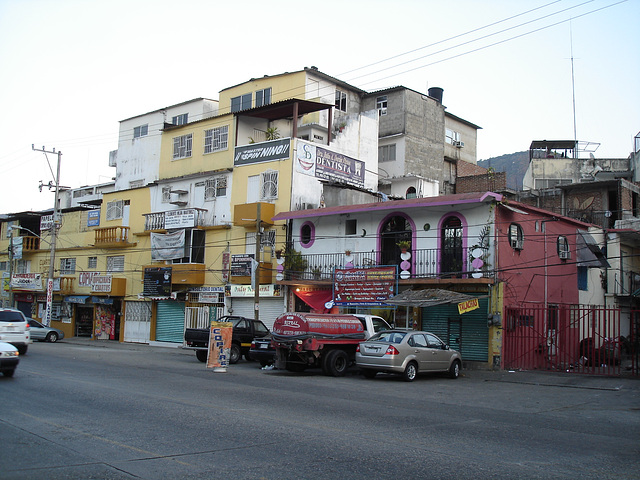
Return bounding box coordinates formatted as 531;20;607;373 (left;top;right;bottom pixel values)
76;306;93;337
123;301;151;343
440;216;463;278
380;215;412;267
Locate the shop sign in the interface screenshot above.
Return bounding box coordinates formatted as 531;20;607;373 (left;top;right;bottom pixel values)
231;254;254;277
295;141;365;188
87;209;100;227
234;138;291;166
91;275;113;293
164;209;196;229
40;214;54;231
198;292;223;303
333;266;396;306
224;284;282;297
11;273;43;290
78;272;101;287
458;298;479;314
143;267;172;297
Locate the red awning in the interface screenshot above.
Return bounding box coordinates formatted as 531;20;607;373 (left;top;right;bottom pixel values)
293;289;333;312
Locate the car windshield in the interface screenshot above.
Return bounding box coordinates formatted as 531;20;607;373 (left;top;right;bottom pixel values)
0;311;25;322
370;331;406;344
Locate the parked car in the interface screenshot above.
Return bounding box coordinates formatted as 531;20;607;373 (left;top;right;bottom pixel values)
356;330;462;382
249;336;276;367
0;341;20;377
27;319;65;343
0;308;31;355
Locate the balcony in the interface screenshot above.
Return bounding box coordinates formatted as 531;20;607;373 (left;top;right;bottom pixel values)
143;208;208;232
279;247;492;283
94;226;136;248
57;277;75;294
21;236;41;252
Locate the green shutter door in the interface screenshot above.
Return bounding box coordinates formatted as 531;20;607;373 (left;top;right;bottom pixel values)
421;297;488;362
156;301;186;343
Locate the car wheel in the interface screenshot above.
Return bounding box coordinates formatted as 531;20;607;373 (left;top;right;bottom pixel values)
46;332;59;343
195;350;208;363
402;361;418;382
229;344;241;364
362;369;377;379
448;360;461;379
3;369;15;377
17;345;27;355
325;349;349;377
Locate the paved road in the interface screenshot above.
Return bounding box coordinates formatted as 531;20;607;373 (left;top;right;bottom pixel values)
1;339;638;480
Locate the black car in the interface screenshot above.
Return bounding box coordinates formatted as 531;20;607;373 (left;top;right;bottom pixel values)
249;336;276;367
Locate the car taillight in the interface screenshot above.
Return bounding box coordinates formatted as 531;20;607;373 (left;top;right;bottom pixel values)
385;345;399;355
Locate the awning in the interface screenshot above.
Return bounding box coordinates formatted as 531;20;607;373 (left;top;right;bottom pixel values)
293;289;333;312
576;230;610;268
91;296;114;305
385;289;482;308
64;295;90;304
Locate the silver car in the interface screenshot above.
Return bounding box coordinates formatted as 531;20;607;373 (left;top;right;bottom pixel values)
27;319;65;343
356;330;462;382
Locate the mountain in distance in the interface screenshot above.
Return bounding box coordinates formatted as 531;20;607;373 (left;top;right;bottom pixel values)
478;151;529;190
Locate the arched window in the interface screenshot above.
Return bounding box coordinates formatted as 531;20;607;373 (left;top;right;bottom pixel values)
440;215;463;278
379;214;412;266
300;222;315;248
406;187;417;199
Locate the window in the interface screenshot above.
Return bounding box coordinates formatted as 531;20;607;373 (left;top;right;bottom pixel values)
0;261;7;271
260;170;279;201
172;229;205;264
255;88;271;107
106;200;124;220
60;258;76;275
133;124;148;138
446;128;460;145
379;144;396;162
557;236;570;259
162;186;171;203
204;125;229;153
231;93;252;112
376;95;387;116
88;257;97;269
204;176;227;201
172;113;188;125
129;180;144;189
578;266;588;291
509;223;524;250
441;216;463;277
107;255;125;272
300;222;314;247
345;219;357;236
335;90;347;112
173;134;193;160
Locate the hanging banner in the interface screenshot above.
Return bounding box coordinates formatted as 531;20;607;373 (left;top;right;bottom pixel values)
296;140;365;188
11;273;43;290
151;230;186;260
333;266;396;306
164;209;196;229
234;138;291;166
206;321;233;371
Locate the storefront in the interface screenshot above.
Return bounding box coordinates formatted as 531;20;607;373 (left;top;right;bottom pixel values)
225;284;284;330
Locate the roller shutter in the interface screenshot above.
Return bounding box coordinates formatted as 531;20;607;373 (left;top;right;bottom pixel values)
230;298;284;330
155;301;186;343
421;297;488;362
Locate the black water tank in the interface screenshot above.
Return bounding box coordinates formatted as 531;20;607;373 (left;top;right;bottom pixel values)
428;87;443;103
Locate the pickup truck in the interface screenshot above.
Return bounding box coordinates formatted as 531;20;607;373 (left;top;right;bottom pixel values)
184;316;270;364
272;312;392;376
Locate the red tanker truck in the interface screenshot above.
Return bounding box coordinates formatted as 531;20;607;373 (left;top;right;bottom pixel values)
272;312;392;376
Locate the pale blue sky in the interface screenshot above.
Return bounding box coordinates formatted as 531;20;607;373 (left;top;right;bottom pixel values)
0;0;637;212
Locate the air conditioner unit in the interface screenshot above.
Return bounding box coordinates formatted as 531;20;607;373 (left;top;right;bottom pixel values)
454;141;464;148
559;251;570;259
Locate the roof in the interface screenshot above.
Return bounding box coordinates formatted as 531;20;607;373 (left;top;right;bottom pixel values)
529;140;577;150
272;192;502;221
120;98;217;123
385;289;483;307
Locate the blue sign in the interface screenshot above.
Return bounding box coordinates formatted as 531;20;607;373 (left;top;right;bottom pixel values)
88;210;100;227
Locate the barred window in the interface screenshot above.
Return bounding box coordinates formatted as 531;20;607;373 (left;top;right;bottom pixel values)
107;255;125;273
162;186;171;203
204;125;229;154
260;170;279;201
106;200;124;220
173;134;192;160
60;258;76;275
88;257;98;269
204;176;227;201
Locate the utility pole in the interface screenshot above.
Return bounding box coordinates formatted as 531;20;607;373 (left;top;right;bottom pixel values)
8;228;14;308
32;145;62;326
254;202;262;322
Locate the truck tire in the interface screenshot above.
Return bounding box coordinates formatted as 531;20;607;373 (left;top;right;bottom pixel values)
325;349;349;377
195;350;208;363
229;344;241;364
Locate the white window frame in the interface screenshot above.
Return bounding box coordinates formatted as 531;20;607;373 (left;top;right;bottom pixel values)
260;170;279;201
509;223;524;250
379;144;396;162
335;90;347;112
173;134;193;160
204;125;229;154
557;236;571;259
204;176;227;201
60;258;76;275
161;186;171;203
88;257;98;269
106;200;124;220
376;95;387;116
172;113;188;125
107;255;125;273
255;88;272;107
446;128;460;145
133;124;148;138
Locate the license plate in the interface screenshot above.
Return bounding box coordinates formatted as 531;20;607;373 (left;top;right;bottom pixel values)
365;346;380;353
260;344;268;349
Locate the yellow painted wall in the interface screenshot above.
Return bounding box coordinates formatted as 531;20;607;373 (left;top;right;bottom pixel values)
219;70;308;110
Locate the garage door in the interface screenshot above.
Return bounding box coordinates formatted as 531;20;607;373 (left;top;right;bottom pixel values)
155;301;185;343
230;298;284;330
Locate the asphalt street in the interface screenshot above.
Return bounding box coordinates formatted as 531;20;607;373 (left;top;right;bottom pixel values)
0;338;638;480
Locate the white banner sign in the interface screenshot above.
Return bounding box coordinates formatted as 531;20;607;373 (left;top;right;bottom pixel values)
151;230;186;260
164;209;196;229
11;273;43;290
91;275;113;293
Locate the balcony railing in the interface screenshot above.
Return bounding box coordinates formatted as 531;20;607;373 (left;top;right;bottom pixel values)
20;236;40;251
94;226;135;248
286;247;491;281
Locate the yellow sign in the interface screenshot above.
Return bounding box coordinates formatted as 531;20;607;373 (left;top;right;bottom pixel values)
458;298;479;314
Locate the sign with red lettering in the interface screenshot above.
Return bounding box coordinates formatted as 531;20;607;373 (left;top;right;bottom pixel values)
333;266;396;306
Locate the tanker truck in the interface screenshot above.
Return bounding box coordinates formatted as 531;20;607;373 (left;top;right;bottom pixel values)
271;312;392;376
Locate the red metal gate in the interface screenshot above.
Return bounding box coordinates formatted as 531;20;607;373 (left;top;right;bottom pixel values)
503;305;626;375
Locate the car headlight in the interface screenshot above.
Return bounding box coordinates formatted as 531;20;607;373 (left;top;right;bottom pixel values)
1;351;19;357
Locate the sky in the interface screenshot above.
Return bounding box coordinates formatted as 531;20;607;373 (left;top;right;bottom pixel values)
0;0;638;213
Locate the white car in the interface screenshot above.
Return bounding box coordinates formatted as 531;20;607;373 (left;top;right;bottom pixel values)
0;308;31;355
0;341;20;377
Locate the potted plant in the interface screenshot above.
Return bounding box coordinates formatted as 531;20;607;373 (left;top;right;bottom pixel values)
312;267;322;280
283;247;308;279
396;240;411;253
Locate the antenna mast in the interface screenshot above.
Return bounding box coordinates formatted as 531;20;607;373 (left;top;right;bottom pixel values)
570;20;578;159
